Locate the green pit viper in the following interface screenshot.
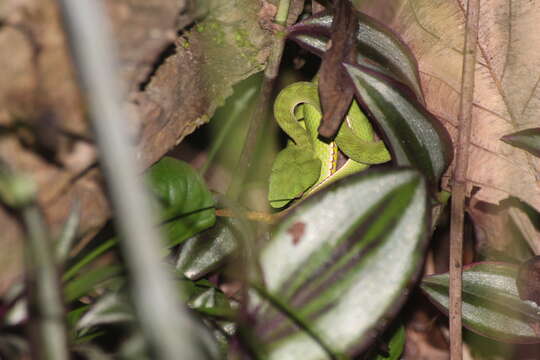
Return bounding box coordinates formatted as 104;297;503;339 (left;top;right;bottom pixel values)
268;81;391;208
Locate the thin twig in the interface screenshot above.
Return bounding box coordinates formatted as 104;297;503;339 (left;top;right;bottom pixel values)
450;0;480;359
55;1;207;359
215;208;278;224
226;0;292;200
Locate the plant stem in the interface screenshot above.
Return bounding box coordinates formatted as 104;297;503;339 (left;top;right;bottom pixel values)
56;1;207;359
215;208;278;224
200;79;260;177
450;0;480;359
199;111;238;177
23;205;69;360
227;0;292;200
276;0;292;25
55;201;80;263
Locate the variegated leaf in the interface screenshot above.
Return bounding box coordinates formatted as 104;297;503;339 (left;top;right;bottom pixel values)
422;262;540;344
501;128;540;158
247;168;429;359
345;64;453;189
288;11;424;101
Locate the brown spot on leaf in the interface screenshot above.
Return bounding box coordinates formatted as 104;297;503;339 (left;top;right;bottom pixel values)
288;221;306;245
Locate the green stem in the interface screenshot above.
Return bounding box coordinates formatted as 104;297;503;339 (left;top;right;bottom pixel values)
199;114;236;176
200;80;259;176
276;0;292;25
227;0;291;200
23;205;69;360
62;238;117;282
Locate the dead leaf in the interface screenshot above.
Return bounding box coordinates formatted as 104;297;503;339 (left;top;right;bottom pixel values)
318;0;358;138
355;0;540;253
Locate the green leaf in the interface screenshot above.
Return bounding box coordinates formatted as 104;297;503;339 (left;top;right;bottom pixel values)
501;128;540;158
63;238;117;282
55;203;80;263
73;332;107;346
146;157;216;246
268;144;322;208
421;261;540;344
370;324;405;360
176;217;241;280
249;168;429;359
67;305;89;329
203;73;263;175
64;158;214;281
178;278;235;318
288;11;424;101
75;293;133;331
345;64;453;188
187;286;234;318
64;265;123;303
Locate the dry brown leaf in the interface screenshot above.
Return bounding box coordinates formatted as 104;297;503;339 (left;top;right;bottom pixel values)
356;0;540;254
318;0;357;138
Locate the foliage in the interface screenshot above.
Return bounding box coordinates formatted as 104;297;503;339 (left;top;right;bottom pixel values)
2;1;539;360
248;168;428;358
422;262;540;344
146;156;217;246
502;128;540;158
371;324;405;360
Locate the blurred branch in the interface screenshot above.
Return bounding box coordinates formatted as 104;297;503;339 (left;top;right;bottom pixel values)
55;1;209;359
450;0;480;359
23;205;70;360
0;166;69;360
